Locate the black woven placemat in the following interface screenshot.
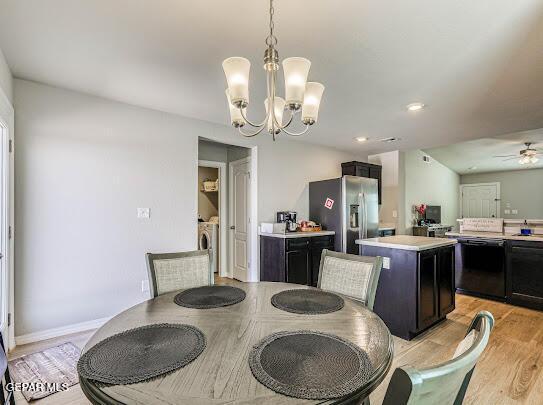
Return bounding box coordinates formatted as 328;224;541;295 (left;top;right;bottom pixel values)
174;285;246;308
77;323;205;385
271;289;344;314
248;330;373;400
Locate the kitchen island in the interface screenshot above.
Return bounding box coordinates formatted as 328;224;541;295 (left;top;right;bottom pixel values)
356;235;457;340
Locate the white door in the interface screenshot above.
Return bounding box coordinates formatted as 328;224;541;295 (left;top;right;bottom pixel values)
460;183;499;218
230;158;250;281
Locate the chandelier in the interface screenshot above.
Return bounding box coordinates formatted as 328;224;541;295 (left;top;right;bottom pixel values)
222;0;324;140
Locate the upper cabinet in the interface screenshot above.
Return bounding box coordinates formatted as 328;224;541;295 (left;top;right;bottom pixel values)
341;161;382;204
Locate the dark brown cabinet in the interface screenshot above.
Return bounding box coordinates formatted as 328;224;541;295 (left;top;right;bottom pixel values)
507;241;543;310
341;161;382;204
361;244;455;340
260;235;335;286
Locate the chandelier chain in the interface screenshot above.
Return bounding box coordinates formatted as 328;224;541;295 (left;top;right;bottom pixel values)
265;0;277;46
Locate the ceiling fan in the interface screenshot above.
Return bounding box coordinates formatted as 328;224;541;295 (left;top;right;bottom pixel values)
493;142;543;165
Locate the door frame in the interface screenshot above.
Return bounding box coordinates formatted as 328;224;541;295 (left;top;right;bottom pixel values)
229;155;258;281
198;160;227;278
0;89;13;350
459;182;501;218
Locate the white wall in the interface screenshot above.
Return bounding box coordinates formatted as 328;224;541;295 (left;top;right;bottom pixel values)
14;79;364;336
369;151;400;229
460;168;543;219
0;48;13;106
404;150;460;233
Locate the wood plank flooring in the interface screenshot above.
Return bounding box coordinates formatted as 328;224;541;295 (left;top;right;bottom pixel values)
8;282;543;404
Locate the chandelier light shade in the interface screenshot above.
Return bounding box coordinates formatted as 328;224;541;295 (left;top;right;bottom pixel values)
222;0;324;140
302;82;325;124
222;57;251;107
282;57;311;107
225;90;246;127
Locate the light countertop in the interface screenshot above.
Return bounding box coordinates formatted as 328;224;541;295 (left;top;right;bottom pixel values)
446;231;543;242
356;235;457;251
260;231;335;239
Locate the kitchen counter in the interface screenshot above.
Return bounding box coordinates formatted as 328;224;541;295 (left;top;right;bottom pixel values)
259;230;335;239
356;235;457;251
446;231;543;242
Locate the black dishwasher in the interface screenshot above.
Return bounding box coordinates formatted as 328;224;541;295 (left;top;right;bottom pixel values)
455;238;506;300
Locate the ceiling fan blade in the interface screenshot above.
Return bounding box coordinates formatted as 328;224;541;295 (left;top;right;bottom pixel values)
494;154;517;158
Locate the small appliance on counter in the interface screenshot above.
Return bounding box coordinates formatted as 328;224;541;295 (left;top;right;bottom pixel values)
276;211;298;232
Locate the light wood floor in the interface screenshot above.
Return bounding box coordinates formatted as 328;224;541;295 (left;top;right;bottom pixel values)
8;283;543;404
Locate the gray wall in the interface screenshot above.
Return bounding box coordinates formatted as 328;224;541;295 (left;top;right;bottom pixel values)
14;79;363;336
404;150;460;233
461;168;543;219
0;48;12;105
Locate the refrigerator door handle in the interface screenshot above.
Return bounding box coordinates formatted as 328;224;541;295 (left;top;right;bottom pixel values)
363;193;368;239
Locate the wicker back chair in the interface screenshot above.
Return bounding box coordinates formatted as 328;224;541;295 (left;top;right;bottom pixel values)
146;250;213;298
382;311;494;405
317;249;383;310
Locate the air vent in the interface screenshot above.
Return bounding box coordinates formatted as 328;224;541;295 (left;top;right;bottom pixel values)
380;137;401;143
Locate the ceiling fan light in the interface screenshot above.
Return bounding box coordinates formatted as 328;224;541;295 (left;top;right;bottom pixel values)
530;156;539;164
302;82;325;124
222;57;250;107
225;90;245;127
282;57;311;108
265;97;286;134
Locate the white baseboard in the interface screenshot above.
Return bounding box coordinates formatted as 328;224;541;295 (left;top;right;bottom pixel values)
14;316;111;346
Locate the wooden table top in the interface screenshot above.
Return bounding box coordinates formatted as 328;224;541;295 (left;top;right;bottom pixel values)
80;282;393;404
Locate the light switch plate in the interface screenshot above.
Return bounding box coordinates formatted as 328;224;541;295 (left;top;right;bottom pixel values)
504;209;511;214
137;208;150;219
141;280;150;293
392;210;398;218
382;257;391;269
512;209;518;215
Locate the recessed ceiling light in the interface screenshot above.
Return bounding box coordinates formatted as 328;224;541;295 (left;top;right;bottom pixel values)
354;136;369;142
380;137;401;143
406;102;425;112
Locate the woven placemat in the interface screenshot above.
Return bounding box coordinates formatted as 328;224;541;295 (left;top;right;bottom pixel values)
249;330;373;400
174;285;246;308
271;289;344;314
77;323;205;385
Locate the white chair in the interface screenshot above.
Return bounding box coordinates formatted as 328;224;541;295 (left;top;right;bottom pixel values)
317;249;383;310
146;250;213;298
382;311;494;405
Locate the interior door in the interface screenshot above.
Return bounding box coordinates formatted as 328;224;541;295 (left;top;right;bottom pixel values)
230;159;250;281
461;184;498;218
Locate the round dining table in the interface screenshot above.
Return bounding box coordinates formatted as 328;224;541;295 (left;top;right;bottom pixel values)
80;282;393;404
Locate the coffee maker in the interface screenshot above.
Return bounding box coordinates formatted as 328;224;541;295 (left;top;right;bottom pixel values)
276;211;298;232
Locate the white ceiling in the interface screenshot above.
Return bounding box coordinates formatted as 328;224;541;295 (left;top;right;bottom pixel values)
2;0;543;154
424;128;543;174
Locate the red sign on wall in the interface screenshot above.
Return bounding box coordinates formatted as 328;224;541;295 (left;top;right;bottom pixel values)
324;198;334;210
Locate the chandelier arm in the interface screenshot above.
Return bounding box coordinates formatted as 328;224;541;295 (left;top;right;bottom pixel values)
238;124;268;138
239;107;268;129
280;124;311;137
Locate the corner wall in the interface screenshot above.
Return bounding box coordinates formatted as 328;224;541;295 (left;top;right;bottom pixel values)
0;48;13;106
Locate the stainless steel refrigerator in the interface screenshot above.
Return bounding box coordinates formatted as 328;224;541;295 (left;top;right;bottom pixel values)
309;176;379;254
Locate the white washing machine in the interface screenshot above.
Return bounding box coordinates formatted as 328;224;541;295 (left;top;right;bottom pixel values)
198;222;218;273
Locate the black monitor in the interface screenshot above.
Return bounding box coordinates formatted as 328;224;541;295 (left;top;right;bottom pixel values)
425;206;441;224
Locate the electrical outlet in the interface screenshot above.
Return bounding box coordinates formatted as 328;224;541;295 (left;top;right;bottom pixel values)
141;280;150;293
137;208;150;219
504;209;511;214
392;210;398;218
382;257;391;269
512;209;518;215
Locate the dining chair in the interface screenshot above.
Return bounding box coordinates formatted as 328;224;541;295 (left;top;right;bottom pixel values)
317;249;383;311
0;333;15;405
146;249;213;298
381;311;494;405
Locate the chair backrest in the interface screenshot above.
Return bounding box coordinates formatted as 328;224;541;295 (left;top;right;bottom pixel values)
146;249;213;298
382;311;495;405
317;249;383;310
